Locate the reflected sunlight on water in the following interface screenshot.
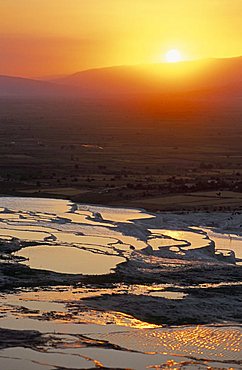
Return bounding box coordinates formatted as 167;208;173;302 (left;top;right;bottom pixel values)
0;197;241;369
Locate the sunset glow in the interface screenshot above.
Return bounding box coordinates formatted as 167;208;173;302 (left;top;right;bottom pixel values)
165;49;182;63
0;0;241;77
0;1;241;368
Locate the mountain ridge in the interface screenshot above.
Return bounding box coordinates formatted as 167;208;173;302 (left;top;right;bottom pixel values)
0;56;241;99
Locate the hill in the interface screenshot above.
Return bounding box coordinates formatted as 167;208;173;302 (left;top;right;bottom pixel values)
55;57;242;98
0;57;241;106
0;75;66;98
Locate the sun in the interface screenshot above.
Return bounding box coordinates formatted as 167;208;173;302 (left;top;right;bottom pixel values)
165;49;182;63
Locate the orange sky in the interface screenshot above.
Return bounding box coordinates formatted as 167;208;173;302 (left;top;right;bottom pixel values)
0;0;241;77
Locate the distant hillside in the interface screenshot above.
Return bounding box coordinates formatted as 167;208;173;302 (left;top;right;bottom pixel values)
0;75;66;98
0;57;241;104
55;57;242;98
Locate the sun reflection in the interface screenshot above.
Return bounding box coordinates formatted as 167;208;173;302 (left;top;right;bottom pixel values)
139;326;242;359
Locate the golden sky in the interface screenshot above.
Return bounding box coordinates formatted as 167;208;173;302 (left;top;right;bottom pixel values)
0;0;241;77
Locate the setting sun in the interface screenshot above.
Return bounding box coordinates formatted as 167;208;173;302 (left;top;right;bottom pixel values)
165;49;182;63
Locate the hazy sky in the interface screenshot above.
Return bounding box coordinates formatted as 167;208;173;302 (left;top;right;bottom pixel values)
1;0;241;77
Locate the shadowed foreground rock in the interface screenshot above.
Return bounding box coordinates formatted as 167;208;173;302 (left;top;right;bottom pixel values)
0;328;45;349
